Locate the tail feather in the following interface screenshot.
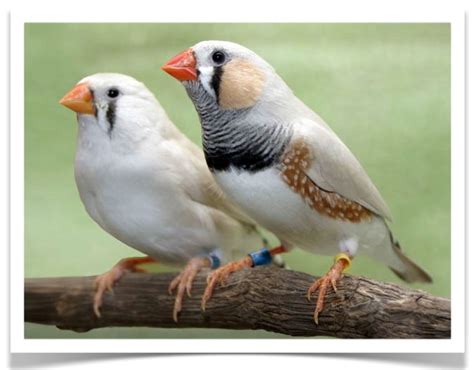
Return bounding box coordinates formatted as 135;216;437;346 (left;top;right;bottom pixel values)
389;241;432;283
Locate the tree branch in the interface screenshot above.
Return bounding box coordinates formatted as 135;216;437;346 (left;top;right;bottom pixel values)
25;267;450;338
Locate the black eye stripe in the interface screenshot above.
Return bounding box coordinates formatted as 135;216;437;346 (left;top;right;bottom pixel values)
106;101;116;135
211;66;223;103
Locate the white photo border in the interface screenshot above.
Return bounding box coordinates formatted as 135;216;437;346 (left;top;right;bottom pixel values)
10;5;465;354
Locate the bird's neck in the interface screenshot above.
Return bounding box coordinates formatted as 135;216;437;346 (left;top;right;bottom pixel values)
185;82;292;173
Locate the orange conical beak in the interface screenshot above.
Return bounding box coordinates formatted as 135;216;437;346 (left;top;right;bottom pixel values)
161;48;197;81
59;83;95;115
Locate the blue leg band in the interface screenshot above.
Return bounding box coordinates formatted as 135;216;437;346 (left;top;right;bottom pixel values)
208;254;221;269
249;248;272;267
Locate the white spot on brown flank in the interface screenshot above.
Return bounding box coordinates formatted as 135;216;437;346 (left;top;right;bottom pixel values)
280;139;372;223
219;59;265;110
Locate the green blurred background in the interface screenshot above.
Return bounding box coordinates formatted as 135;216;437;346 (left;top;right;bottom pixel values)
25;23;450;338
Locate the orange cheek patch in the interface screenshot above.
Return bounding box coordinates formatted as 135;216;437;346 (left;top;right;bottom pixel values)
219;59;265;110
280;141;372;223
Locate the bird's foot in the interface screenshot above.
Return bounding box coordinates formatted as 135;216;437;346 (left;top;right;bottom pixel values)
93;256;155;318
307;253;352;324
168;257;211;322
201;256;253;311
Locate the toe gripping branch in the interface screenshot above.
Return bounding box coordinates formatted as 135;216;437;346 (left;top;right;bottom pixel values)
248;248;273;267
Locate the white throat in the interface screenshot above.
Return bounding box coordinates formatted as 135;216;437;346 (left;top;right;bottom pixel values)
198;66;217;99
94;101;112;133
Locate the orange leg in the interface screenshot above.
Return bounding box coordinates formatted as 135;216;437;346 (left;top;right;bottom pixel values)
93;256;155;317
307;253;352;324
269;245;286;256
201;246;287;311
168;257;211;322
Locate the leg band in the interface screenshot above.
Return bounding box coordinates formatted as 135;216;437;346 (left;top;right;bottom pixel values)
334;252;352;270
208;254;221;269
249;248;273;267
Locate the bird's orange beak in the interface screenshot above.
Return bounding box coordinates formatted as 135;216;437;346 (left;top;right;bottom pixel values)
59;83;96;115
161;48;197;81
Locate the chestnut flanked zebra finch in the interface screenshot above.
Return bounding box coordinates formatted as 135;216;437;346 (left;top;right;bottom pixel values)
162;41;432;324
59;73;278;322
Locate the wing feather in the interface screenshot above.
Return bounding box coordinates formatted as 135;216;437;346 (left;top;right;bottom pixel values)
293;118;393;221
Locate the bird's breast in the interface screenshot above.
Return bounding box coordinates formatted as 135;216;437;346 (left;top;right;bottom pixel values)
74;149;219;263
213;167;316;236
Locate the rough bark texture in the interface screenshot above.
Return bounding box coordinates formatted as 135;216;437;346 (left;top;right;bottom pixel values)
25;267;450;338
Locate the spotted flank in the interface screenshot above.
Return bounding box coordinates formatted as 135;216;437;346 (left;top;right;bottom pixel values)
280;140;372;222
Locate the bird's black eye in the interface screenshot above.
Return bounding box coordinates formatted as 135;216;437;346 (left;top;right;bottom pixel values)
211;51;226;65
107;88;120;98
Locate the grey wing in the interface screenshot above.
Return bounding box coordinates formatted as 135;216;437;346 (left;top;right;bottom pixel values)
295;118;393;221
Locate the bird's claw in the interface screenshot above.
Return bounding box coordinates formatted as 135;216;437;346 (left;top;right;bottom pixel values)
168;257;210;322
307;262;345;324
92;256;155;318
201;256;253;311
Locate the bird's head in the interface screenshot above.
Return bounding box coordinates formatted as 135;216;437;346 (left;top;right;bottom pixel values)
60;73;167;143
162;41;289;113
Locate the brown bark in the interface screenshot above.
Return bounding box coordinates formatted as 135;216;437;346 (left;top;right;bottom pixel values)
24;267;450;338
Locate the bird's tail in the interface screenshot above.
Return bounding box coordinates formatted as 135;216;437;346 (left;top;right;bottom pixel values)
389;240;432;283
